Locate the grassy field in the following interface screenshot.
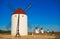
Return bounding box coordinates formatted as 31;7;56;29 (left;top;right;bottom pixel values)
0;30;60;39
54;32;60;39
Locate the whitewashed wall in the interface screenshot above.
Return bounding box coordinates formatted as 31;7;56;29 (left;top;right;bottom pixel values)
11;14;28;36
19;14;28;36
11;14;18;36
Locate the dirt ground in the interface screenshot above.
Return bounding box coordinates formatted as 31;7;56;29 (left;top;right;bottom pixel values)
0;33;56;39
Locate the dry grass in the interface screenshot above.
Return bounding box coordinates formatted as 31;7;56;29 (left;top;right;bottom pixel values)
0;33;56;39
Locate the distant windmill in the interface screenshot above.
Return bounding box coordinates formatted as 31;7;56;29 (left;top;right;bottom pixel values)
41;27;44;33
8;3;31;36
34;25;40;34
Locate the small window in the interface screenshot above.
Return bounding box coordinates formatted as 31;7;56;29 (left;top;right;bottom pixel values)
15;15;17;17
22;15;24;17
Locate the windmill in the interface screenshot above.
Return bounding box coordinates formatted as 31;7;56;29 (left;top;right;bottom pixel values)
8;3;31;36
34;24;40;34
41;27;44;33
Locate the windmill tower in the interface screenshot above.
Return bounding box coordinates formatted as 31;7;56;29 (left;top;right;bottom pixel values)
8;3;31;36
11;8;27;36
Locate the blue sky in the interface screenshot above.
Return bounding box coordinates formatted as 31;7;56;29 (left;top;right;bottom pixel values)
0;0;60;32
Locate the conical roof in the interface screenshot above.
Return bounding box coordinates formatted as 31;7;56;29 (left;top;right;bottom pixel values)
14;8;25;14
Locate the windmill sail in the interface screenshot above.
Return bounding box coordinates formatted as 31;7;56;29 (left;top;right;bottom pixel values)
8;3;16;11
24;3;31;11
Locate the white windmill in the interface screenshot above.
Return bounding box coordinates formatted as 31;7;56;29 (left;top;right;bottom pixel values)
41;27;44;33
8;3;31;36
34;25;40;34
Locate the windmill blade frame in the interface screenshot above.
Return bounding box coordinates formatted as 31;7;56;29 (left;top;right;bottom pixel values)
24;3;32;12
8;3;16;11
